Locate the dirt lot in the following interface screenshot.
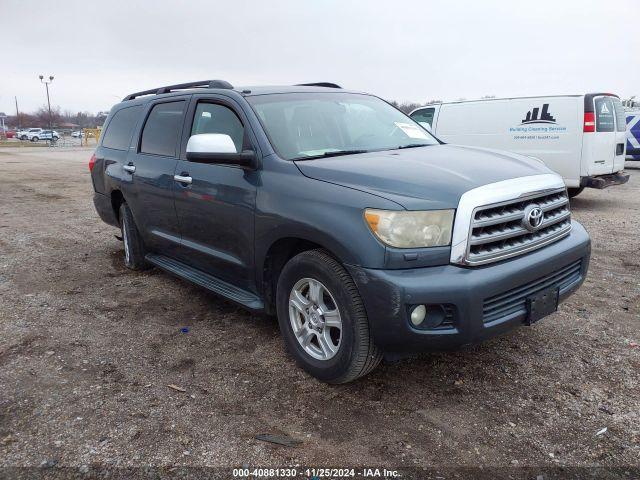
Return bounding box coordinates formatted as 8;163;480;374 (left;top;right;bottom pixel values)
0;147;638;478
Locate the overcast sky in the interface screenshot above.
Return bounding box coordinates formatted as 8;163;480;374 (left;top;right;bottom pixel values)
1;0;637;115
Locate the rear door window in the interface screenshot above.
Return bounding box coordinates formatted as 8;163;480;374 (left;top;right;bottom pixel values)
140;101;186;156
410;108;435;127
594;97;615;132
102;105;142;150
611;97;627;132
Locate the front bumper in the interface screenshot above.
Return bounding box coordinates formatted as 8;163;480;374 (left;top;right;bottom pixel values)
347;221;591;354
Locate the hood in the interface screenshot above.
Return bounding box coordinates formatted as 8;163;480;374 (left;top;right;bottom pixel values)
294;144;552;210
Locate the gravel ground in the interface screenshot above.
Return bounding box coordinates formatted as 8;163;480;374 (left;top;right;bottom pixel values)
0;147;638;479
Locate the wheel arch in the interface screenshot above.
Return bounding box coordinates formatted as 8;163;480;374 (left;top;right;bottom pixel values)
260;235;349;316
110;189;126;226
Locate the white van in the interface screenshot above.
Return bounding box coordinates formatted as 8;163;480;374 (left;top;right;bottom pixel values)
410;94;629;197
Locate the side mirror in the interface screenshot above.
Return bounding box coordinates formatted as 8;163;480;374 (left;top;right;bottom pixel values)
186;133;256;168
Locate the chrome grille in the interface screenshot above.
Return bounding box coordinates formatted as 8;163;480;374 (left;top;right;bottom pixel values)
483;259;582;323
466;188;571;265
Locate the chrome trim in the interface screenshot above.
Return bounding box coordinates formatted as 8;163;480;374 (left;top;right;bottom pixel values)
466;222;572;265
469;209;571;245
450;174;567;266
173;174;193;185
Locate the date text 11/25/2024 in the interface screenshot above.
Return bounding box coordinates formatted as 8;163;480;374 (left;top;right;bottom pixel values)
232;467;400;478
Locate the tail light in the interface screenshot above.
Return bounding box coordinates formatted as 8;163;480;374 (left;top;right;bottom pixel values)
88;152;96;172
583;112;595;133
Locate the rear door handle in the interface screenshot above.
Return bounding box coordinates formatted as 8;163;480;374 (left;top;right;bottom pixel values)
123;164;136;173
174;174;192;185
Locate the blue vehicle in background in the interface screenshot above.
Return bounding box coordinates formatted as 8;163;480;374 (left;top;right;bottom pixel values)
627;111;640;161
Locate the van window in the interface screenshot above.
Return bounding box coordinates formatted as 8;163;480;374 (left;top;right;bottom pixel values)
191;103;244;152
102;105;142;150
410;108;435;127
140;101;185;156
611;97;627;132
594;97;615;133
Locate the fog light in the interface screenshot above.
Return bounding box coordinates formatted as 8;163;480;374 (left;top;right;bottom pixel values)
410;304;427;326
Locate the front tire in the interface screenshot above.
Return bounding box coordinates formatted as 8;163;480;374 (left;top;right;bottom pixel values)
568;187;584;198
119;203;149;270
31;137;38;142
276;249;382;383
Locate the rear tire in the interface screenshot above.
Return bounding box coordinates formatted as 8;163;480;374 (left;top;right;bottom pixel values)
276;249;382;383
119;203;150;270
568;187;584;198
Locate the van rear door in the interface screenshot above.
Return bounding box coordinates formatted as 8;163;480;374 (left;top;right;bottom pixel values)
611;97;627;172
583;94;622;175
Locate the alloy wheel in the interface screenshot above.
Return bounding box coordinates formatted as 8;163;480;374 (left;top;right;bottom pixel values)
288;277;342;361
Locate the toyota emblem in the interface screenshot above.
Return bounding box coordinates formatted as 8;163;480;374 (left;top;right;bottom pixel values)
523;205;544;231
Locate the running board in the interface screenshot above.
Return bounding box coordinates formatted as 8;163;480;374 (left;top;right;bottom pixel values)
145;254;264;311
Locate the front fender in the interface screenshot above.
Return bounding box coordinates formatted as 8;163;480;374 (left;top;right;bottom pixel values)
255;159;401;273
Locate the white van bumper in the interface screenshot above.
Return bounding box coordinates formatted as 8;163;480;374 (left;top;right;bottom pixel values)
581;172;630;189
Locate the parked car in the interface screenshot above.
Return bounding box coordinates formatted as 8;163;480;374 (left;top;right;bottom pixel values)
626;111;640;160
29;130;59;142
71;130;84;138
410;94;629;197
5;130;16;139
18;128;42;141
90;80;591;383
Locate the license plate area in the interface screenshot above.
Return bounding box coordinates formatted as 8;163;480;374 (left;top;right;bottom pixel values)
525;287;559;325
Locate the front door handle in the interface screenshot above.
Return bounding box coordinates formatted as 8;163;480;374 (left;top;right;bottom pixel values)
123;164;136;174
174;174;192;185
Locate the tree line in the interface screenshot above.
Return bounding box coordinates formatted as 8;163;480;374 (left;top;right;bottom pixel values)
5;106;107;130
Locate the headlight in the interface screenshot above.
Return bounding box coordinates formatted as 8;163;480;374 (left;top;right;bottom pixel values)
364;209;454;248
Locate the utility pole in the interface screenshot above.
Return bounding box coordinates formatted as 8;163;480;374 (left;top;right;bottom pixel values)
15;96;20;129
39;75;54;143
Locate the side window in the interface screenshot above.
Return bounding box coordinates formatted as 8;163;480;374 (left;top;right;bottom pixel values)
611;97;627;132
191;103;244;153
410;108;435;127
102;105;142;150
140;101;186;156
594;97;615;133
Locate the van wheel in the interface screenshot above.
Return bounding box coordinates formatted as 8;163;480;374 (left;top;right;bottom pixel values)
119;203;149;270
568;187;584;198
276;249;382;383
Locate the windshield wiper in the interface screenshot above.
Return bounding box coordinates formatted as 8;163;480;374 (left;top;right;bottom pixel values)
294;149;369;161
397;143;432;149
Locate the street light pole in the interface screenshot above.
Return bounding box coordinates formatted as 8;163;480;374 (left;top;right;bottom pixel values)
39;75;54;144
15;96;20;130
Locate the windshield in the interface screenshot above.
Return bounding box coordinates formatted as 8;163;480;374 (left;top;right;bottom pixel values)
247;92;438;160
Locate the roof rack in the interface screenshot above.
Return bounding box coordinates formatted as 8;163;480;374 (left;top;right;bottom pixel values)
296;82;342;89
123;80;234;101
